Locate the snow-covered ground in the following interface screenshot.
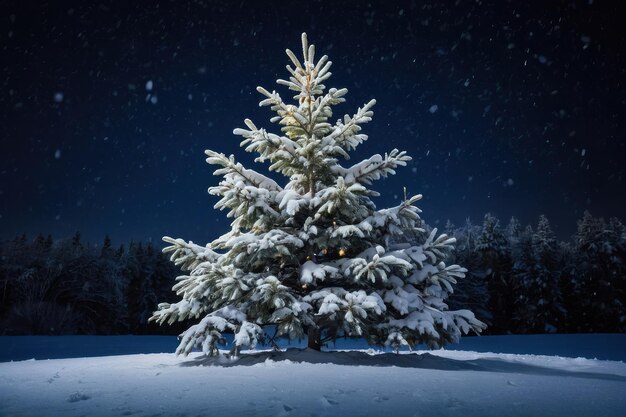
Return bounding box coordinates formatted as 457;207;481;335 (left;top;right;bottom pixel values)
1;336;625;416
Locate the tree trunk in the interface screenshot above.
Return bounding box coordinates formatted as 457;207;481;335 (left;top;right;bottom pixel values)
307;327;321;351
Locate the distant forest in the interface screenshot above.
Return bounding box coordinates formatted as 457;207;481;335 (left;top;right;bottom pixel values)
0;233;183;336
0;211;624;337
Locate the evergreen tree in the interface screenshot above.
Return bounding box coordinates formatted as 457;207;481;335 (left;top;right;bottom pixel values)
94;236;127;333
71;232;82;249
555;240;576;331
127;243;173;333
606;217;626;330
151;34;485;355
446;219;491;324
513;217;563;333
531;216;564;332
512;225;535;332
476;214;509;254
476;213;513;333
506;216;522;243
101;235;114;258
573;212;625;331
125;242;145;332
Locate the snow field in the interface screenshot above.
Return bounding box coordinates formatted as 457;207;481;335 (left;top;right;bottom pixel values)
1;348;625;417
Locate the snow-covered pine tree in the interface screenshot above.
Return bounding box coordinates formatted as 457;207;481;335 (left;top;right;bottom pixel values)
506;216;522;246
150;34;486;355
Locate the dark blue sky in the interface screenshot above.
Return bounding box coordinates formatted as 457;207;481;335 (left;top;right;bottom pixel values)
1;0;624;244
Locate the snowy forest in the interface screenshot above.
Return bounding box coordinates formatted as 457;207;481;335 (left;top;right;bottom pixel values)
0;233;179;336
1;211;623;337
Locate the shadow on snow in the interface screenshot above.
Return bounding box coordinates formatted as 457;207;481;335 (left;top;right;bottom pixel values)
180;348;626;383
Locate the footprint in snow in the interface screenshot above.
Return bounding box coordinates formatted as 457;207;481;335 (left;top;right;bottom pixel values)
67;392;91;403
46;372;61;384
321;396;339;406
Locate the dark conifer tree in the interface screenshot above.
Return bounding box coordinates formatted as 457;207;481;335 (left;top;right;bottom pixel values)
476;214;513;333
447;219;491;325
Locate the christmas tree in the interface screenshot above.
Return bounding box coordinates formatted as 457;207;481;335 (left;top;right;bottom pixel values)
150;33;486;355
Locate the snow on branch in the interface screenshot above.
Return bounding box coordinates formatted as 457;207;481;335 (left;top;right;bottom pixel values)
312;177;371;221
209;174;280;229
343;250;413;284
227;229;304;270
206;150;282;230
174;306;249;356
304;288;385;337
300;260;339;285
362;194;424;237
408;261;467;297
423;228;458;263
255;87;301;127
321;99;376;154
233;321;263;350
176;315;232;356
333;149;412;187
450;309;487;334
385;331;410;352
161;236;220;271
278;189;311;218
279;32;332;101
233;118;303;175
383;278;424;315
150;298;207;325
205;150;282;191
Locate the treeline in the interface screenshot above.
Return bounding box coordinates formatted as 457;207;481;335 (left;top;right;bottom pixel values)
1;210;624;336
0;233;184;335
443;211;625;334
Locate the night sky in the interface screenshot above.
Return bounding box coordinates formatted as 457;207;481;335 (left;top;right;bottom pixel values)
1;0;624;245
